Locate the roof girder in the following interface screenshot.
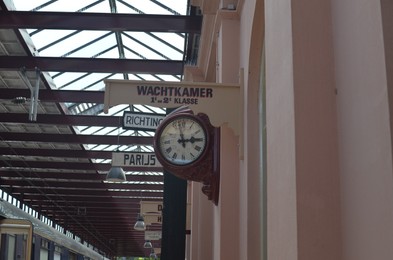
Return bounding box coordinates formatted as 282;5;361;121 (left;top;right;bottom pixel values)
0;89;104;103
0;160;162;172
0;169;163;181
0;56;184;74
0;10;202;33
0;131;153;145
0;113;160;128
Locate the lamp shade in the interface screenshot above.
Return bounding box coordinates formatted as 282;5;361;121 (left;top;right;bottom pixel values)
149;250;157;258
134;214;146;231
144;240;153;248
106;166;126;182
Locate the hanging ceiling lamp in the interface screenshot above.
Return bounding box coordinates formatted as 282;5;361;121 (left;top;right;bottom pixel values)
134;213;146;231
143;240;153;248
149;249;157;259
106;118;126;182
106;166;126;182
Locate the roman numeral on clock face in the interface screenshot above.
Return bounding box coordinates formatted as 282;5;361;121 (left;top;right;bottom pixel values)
157;115;208;166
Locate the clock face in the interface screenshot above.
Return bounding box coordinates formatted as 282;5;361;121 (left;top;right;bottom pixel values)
157;116;207;166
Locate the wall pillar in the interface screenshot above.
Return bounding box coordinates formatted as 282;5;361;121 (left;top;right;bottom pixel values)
189;182;214;260
265;0;342;259
216;11;241;260
331;0;393;259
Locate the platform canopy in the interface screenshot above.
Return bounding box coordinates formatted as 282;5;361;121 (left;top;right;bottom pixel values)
0;0;202;258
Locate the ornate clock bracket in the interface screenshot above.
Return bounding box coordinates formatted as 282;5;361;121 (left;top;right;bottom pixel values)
200;126;220;205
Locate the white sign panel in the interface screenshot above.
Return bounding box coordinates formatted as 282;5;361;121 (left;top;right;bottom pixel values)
140;201;163;214
144;214;162;225
145;231;162;241
112;152;162;167
104;79;242;136
122;111;165;131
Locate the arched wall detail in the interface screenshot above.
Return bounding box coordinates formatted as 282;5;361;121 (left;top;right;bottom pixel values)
240;0;265;259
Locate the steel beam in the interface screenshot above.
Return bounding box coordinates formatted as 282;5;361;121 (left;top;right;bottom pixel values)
0;89;104;103
1;180;163;191
0;113;124;127
0;160;161;172
21;196;160;204
13;190;163;199
0;56;184;74
0;11;202;33
0;147;113;159
0;132;153;145
0;170;163;182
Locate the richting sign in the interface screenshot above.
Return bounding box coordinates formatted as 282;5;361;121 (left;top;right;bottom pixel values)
122;111;165;131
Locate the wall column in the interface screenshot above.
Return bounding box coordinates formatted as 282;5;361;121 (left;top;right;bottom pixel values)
216;11;241;260
265;0;342;259
331;0;393;259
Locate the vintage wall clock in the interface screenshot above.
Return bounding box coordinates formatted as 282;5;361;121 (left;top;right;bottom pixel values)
154;106;220;205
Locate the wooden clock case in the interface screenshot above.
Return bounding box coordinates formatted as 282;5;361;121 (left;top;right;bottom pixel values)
154;106;220;205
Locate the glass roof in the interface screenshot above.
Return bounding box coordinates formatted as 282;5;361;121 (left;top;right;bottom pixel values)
11;0;188;160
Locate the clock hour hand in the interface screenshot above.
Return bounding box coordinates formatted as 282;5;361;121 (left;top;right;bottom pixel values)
178;124;186;148
184;136;204;144
177;137;186;147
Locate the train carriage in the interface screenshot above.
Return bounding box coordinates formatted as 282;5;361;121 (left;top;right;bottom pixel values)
0;199;109;260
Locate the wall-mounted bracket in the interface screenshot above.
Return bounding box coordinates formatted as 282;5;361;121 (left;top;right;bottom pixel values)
103;70;244;158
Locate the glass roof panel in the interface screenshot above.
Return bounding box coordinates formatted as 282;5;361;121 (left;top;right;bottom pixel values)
11;0;189;159
14;0;109;12
123;32;184;60
116;0;186;15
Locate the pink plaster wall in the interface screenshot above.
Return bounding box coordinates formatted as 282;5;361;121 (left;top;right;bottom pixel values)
266;0;342;259
331;0;393;259
265;0;298;258
189;1;264;258
190;182;214;260
291;1;342;259
191;0;393;259
216;15;241;260
216;125;240;260
240;0;265;259
381;0;393;161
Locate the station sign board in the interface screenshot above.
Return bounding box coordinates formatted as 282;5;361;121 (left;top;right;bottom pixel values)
112;152;162;167
145;231;162;241
104;79;242;136
140;201;163;214
122;111;165;132
144;214;162;225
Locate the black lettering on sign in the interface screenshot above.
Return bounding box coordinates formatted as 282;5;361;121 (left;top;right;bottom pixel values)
125;115;164;127
137;85;213;98
123;153;157;166
174;98;199;105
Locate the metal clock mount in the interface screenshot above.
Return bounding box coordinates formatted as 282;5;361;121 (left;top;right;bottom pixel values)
153;106;220;205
